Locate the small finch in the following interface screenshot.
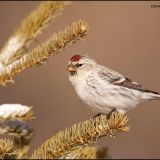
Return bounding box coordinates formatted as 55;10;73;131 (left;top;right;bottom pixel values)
67;54;160;115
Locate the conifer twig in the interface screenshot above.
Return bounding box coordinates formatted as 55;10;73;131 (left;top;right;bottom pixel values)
59;146;109;159
59;146;98;159
0;1;70;65
0;139;17;159
0;20;89;86
0;104;34;121
0;104;34;159
0;120;34;147
30;112;130;159
0;119;33;158
96;147;110;159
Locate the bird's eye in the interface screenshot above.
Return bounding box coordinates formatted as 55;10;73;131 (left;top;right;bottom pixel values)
75;63;83;68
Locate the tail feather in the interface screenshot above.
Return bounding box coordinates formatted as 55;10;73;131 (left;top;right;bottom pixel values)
150;92;160;100
153;94;160;100
142;91;160;100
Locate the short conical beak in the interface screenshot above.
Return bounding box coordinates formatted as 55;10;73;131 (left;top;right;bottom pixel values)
67;64;76;73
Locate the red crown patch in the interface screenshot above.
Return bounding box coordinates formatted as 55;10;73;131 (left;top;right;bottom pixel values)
70;55;81;62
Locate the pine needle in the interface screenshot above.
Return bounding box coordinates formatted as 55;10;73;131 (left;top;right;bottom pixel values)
30;112;130;159
0;1;70;65
59;146;99;159
0;20;89;86
59;145;109;159
96;147;110;159
0;139;17;159
0;120;34;148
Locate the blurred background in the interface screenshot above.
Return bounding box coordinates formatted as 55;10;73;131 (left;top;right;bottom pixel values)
0;1;160;159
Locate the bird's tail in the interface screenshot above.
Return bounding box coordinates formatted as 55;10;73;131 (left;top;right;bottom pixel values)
153;94;160;100
142;90;160;100
149;93;160;100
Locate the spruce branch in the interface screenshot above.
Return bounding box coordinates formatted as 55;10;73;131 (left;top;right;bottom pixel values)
0;119;33;158
30;112;129;159
0;104;34;121
0;104;34;159
0;139;17;159
0;1;70;65
0;20;89;86
96;146;110;159
0;120;34;147
59;146;109;159
59;146;98;159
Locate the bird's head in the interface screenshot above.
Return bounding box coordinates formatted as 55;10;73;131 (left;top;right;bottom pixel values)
67;54;96;76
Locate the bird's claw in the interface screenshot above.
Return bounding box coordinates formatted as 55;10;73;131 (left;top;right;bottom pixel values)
93;108;117;119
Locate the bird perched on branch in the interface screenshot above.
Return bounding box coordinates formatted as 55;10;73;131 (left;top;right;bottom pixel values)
67;54;160;116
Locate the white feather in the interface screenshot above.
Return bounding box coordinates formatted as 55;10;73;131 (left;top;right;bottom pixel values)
68;55;160;114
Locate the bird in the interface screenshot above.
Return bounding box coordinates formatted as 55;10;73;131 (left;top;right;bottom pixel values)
67;54;160;116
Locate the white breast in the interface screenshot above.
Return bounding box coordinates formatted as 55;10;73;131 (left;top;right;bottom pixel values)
69;71;140;114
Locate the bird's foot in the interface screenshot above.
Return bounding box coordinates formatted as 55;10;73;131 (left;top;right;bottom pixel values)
93;113;104;119
93;108;117;119
106;108;117;119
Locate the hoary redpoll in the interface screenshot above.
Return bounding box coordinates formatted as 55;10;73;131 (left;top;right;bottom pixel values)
67;54;160;115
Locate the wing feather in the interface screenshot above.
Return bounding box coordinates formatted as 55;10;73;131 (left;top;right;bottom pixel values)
113;77;159;95
99;67;159;95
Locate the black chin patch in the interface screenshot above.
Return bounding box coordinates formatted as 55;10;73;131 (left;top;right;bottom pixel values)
70;71;77;76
